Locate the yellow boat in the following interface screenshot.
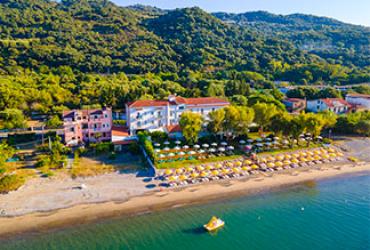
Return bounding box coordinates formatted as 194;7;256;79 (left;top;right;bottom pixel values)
204;216;225;231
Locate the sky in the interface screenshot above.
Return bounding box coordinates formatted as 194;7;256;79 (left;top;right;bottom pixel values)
112;0;370;26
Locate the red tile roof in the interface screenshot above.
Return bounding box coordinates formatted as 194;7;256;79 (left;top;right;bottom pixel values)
127;100;168;108
346;93;370;99
321;98;350;108
112;126;129;137
284;98;305;103
176;96;229;106
166;125;182;133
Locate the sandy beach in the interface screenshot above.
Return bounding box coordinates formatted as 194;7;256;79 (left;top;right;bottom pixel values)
0;161;369;238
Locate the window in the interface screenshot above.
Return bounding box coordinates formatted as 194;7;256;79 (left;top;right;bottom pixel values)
70;127;74;132
103;132;106;137
201;109;204;114
94;115;98;119
179;106;185;110
212;108;215;111
82;123;88;129
104;114;108;118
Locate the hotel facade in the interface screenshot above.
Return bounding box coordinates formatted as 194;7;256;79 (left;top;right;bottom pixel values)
126;96;230;135
63;108;113;146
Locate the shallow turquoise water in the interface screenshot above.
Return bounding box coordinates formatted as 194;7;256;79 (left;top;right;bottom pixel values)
2;173;370;250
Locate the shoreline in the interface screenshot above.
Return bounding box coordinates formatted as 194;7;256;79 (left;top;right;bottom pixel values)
1;162;369;239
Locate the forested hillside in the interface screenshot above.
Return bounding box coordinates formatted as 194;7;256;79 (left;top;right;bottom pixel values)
0;0;369;128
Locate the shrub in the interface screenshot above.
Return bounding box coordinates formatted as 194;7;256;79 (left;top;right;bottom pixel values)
128;143;140;154
113;120;126;126
90;142;113;155
0;174;25;193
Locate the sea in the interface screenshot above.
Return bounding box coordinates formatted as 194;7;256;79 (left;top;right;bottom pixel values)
1;173;369;250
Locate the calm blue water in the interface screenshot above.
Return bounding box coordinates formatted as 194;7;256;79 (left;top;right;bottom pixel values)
1;173;370;250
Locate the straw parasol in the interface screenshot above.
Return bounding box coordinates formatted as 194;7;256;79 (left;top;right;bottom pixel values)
291;159;299;164
285;154;292;160
266;156;275;162
232;167;240;173
283;160;291;165
222;169;229;174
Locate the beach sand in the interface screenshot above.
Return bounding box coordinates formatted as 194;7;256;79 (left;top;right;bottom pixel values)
0;161;369;238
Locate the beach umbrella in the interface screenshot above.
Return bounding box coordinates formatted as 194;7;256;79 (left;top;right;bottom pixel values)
175;168;183;174
256;143;264;147
259;158;267;163
211;142;218;147
159;154;165;158
282;140;289;145
183;145;189;149
155;149;160;153
185;167;194;172
328;148;336;153
200;171;209;178
199;149;205;154
209;148;216;153
316;136;323;140
202;144;209;148
226;162;233;167
174;146;181;150
299;157;307;162
227;146;235;150
168;176;177;182
164;141;170;145
300;152;307;157
191;172;199;178
256;138;263;142
276;155;284;161
313;150;321;155
329;153;337;158
266;156;275;162
267;162;275;168
265;138;272;142
273;137;280;141
337;152;344;157
247;139;254;143
179;175;187;181
291;159;299;164
239;140;246;145
273;141;280;145
206;165;213;170
222;169;229;174
307;156;314;162
299;138;306;142
194;144;200;149
189;151;196;155
283;160;291;165
221;142;228;146
242;166;251;171
232;167;240;173
211;170;219;176
164;147;170;151
196;166;204;171
314;155;321;160
251;164;259;170
179;152;186;156
244;160;252;165
234;161;242;167
164;169;173;175
275;161;283;167
245;145;253;151
154;143;161;147
292;153;300;158
175;140;181;145
215;163;223;169
285;154;292;160
168;153;175;157
218;147;226;152
306;151;314;156
322;154;329;159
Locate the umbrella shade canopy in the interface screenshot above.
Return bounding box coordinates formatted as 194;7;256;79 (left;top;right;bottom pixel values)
276;155;284;161
267;162;275;168
179;175;187;181
159;154;165;158
179;152;186;156
285;154;292;159
154;143;161;147
239;140;246;144
256;143;264;147
196;166;204;171
227;146;235;150
275;161;283;167
175;168;183;174
300;152;307;157
202;144;209;148
211;170;219;176
247;139;254;143
209;148;216;153
175;140;181;145
316;136;323;140
155;149;160;153
168;176;178;182
291;159;299;164
218;147;226;152
266;156;275;162
183;145;189;149
174;146;181;150
164;147;170;151
189;151;196;155
245;145;253;150
226;162;233;167
199;149;205;154
244;160;252;165
168;153;175;157
206;165;213;170
273;137;280;140
194;145;200;149
211;143;218;147
234;161;242;167
222;169;229;174
185;167;193;172
265;138;272;142
232;167;240;173
164;141;170;145
282;140;289;145
191;172;199;178
220;142;228;146
283;160;291;165
200;171;209;177
216;163;223;169
242;166;251;171
256;138;263;142
164;169;173;175
251;164;259;170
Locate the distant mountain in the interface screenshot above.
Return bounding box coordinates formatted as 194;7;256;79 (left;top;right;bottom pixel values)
213;11;370;67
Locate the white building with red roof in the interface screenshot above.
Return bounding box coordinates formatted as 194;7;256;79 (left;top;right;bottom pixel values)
345;93;370;110
126;96;230;135
306;98;351;114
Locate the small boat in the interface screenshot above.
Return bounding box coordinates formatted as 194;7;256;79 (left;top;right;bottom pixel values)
203;216;225;231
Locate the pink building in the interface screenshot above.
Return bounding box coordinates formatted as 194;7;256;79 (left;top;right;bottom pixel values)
63;108;112;146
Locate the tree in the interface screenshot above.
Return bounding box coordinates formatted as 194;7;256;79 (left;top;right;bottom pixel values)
355;120;370;136
0;109;26;129
252;102;278;132
269;112;292;137
179;111;203;144
208;108;225;138
0;143;15;168
233;106;255;137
